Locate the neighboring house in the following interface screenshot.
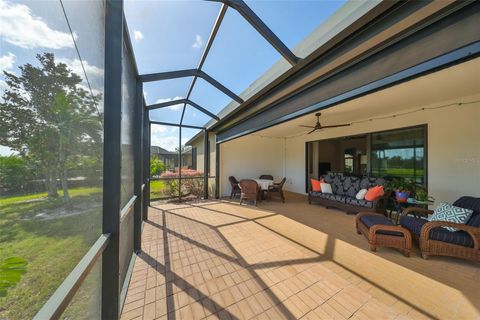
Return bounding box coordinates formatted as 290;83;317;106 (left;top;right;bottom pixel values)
150;145;194;172
185;132;216;174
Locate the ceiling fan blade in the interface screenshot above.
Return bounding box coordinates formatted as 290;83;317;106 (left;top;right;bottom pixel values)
299;125;315;128
307;128;317;134
321;123;351;129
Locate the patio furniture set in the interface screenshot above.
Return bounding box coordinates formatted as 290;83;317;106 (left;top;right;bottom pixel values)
356;196;480;261
229;175;286;206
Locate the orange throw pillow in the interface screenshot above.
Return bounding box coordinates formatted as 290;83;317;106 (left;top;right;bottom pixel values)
364;186;385;201
311;179;321;192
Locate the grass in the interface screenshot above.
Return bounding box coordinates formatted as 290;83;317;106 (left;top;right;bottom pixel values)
372;168;424;178
150;180;166;199
0;187;102;319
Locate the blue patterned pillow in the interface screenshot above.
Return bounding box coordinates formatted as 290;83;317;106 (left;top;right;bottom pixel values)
428;202;473;232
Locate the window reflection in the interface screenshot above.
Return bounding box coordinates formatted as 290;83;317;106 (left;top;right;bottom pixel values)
370;127;426;185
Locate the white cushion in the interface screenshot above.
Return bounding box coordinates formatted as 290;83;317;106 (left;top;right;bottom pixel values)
320;183;332;194
356;189;368;200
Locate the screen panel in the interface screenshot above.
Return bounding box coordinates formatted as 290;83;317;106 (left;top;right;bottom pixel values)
0;0;105;317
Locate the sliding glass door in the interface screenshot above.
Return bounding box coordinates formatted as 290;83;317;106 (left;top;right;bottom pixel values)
370;125;426;186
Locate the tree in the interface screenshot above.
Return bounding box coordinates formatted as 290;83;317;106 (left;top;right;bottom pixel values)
0;53;102;205
150;157;166;177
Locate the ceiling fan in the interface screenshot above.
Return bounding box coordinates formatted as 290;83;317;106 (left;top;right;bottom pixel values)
300;112;350;134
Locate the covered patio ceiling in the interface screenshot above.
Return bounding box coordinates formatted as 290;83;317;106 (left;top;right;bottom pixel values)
252;56;480;139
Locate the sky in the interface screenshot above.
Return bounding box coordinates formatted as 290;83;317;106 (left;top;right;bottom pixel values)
0;0;347;154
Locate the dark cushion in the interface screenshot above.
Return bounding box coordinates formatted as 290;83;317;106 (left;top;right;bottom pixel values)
360;215;403;236
345;197;374;208
310;192;345;202
331;175;343;195
400;216;428;236
453;196;480;227
360;176;385;189
342;176;361;198
400;216;474;248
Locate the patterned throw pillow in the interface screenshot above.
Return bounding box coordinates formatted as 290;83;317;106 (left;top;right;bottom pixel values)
428;202;473;232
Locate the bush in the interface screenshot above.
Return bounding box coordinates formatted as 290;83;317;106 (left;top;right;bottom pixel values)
0;156;34;193
150;157;166;178
160;169;204;198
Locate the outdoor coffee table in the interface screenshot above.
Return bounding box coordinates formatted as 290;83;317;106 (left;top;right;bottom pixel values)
390;198;433;224
356;212;412;257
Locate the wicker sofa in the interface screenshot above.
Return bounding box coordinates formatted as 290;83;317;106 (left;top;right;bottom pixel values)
400;196;480;261
308;172;389;214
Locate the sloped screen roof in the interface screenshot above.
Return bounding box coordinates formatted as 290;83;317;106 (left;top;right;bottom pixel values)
124;0;360;133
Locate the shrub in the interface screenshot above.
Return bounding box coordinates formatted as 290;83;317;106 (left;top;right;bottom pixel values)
0;156;34;193
150;157;166;178
160;169;204;198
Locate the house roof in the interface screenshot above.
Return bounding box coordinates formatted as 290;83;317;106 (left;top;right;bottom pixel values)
150;146;176;155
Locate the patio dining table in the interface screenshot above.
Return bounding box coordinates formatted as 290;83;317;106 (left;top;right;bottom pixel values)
253;178;274;191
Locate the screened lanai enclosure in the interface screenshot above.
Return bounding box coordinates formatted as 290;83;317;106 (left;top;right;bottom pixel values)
1;0;479;319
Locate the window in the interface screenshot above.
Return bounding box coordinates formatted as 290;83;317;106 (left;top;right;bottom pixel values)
370;126;426;185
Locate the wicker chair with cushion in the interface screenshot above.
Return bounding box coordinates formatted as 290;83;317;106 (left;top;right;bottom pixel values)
228;176;241;199
259;174;274;180
267;177;287;203
400;196;480;261
239;179;261;206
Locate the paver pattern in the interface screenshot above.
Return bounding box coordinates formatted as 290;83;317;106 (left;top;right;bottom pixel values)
121;197;480;320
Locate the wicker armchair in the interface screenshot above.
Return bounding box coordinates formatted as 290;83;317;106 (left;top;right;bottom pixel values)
259;174;274;180
228;176;241;199
239;179;261;206
400;196;480;261
267;177;287;203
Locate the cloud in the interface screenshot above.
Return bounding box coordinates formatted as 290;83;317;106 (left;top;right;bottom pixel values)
0;0;75;49
0;52;15;73
150;124;176;151
133;30;144;41
155;96;184;110
192;34;203;49
58;58;103;79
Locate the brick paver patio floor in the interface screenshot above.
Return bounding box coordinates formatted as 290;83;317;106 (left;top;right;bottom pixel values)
121;197;480;320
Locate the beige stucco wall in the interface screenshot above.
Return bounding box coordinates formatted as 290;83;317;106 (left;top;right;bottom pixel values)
217;95;479;202
189;132;216;174
284;95;480;205
219;135;286;197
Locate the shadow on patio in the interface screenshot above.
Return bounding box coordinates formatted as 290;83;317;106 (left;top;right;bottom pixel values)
121;194;480;320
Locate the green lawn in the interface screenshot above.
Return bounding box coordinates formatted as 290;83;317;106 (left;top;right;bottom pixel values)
372;168;424;178
0;187;102;319
150;180;166;199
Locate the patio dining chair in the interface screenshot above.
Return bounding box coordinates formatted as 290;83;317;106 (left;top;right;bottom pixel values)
228;176;241;199
267;177;287;203
239;179;261;206
259;174;274;180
